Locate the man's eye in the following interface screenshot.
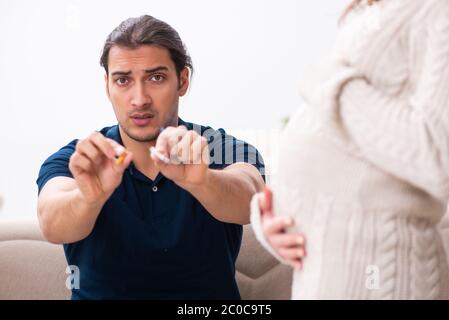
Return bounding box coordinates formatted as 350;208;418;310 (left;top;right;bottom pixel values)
116;77;128;86
150;74;165;82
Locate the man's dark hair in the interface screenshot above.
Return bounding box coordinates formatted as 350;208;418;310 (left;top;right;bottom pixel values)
100;15;193;80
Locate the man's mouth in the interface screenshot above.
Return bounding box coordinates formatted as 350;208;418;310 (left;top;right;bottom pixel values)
130;113;154;127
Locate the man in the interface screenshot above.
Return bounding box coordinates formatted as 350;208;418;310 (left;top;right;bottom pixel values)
36;15;265;300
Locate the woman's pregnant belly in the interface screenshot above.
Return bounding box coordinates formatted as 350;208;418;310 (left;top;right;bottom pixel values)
271;107;445;221
269;107;448;299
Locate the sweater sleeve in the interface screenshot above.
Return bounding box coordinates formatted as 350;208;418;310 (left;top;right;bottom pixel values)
249;193;289;265
338;3;449;200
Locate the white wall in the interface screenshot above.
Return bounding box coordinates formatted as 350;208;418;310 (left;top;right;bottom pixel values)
0;0;348;220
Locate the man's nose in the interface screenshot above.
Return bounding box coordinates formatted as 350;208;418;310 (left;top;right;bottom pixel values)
131;82;152;108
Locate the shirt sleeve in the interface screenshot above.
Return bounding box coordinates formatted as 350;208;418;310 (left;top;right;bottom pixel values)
36;139;78;195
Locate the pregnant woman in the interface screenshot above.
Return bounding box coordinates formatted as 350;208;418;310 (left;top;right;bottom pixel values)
251;0;449;299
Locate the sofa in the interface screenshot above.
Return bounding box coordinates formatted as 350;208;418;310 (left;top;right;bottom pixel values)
0;220;292;300
2;216;449;300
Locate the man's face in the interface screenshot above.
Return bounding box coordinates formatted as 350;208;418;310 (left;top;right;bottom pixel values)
105;45;189;143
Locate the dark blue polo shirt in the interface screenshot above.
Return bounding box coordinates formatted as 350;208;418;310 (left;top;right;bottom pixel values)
36;118;265;300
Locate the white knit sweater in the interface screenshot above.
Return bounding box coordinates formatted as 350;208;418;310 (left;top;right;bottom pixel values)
251;0;449;299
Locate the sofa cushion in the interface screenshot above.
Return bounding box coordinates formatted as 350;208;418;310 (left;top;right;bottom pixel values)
0;239;70;299
236;225;292;299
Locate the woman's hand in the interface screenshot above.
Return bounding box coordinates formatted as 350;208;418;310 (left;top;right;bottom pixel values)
259;187;306;270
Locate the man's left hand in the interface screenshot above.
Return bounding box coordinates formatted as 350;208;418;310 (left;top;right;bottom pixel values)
151;125;210;188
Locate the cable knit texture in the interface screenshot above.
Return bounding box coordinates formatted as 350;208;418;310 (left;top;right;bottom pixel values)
251;0;449;299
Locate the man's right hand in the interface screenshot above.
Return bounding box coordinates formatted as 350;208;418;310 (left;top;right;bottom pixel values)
69;131;133;205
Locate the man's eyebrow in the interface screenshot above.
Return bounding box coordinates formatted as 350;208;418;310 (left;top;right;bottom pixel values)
110;70;132;76
145;66;169;73
110;66;169;77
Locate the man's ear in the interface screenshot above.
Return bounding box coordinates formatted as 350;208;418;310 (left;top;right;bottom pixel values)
105;73;111;101
178;67;190;97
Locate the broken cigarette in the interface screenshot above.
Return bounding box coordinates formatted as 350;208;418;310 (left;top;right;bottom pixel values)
114;146;126;165
115;154;126;165
150;147;171;164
